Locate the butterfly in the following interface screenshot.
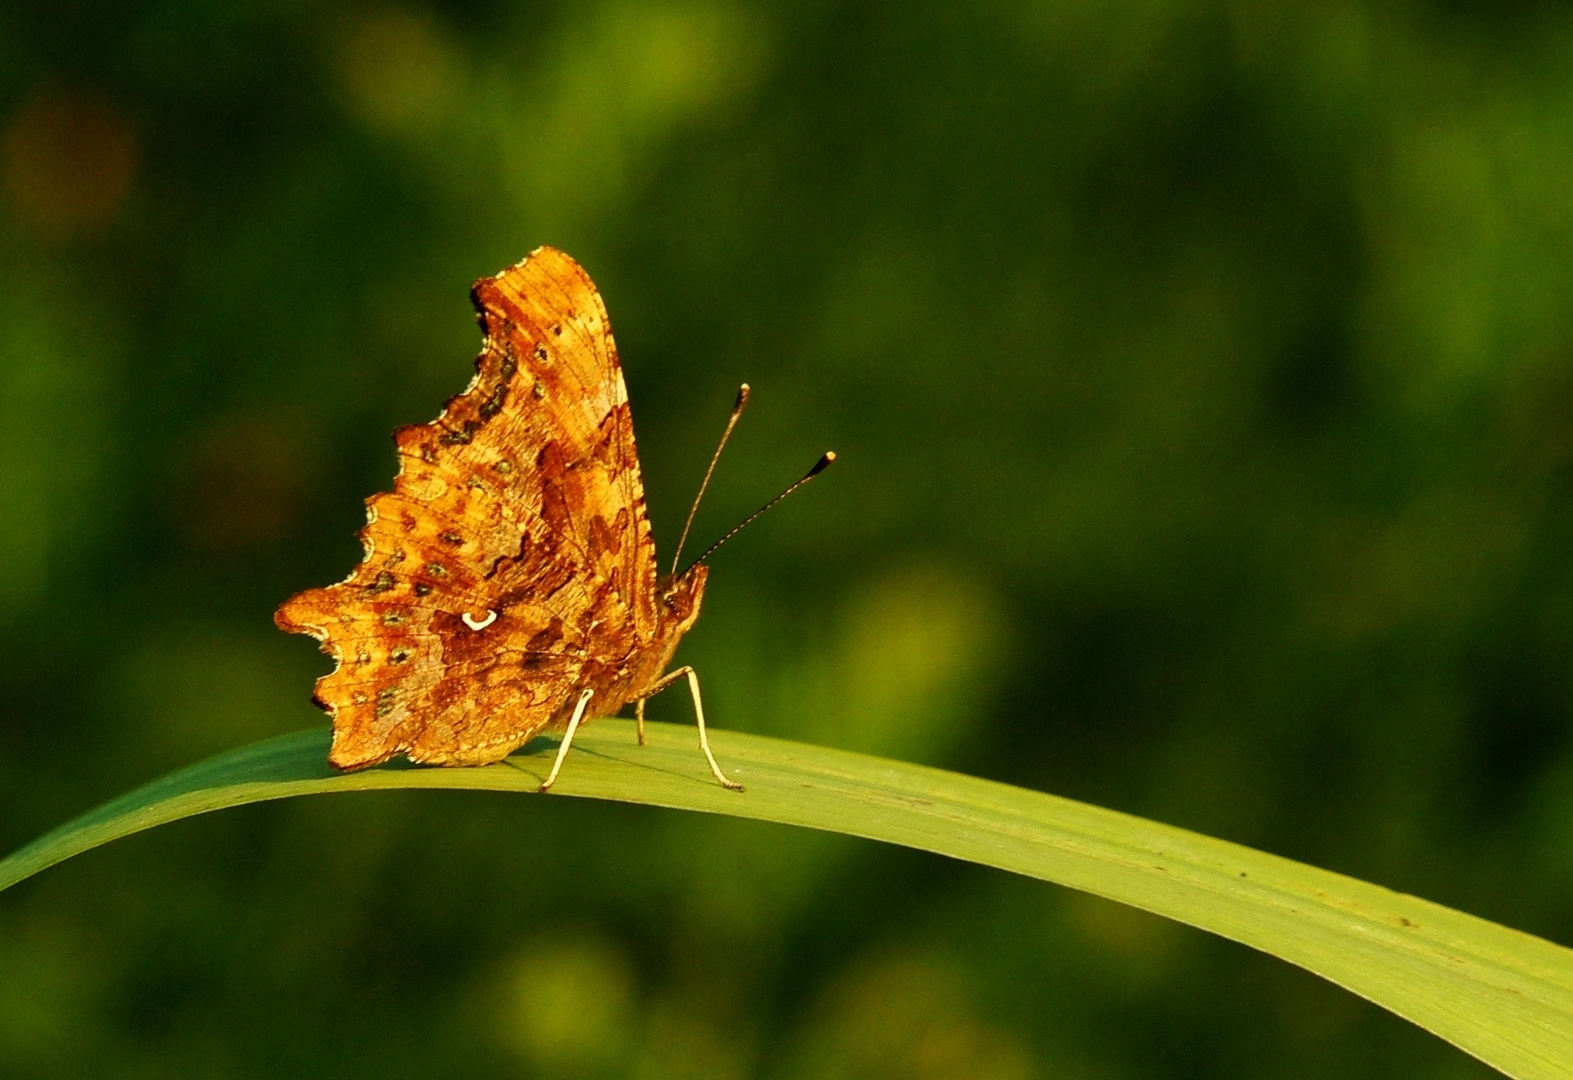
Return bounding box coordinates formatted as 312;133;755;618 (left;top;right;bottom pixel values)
276;246;830;791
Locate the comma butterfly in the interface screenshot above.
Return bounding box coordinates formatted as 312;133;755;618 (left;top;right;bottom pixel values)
276;247;831;790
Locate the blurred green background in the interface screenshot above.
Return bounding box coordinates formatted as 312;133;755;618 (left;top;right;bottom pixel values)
3;1;1573;1076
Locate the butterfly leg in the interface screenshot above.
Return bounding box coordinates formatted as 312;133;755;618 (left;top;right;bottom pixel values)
635;697;647;746
539;687;596;793
643;666;743;792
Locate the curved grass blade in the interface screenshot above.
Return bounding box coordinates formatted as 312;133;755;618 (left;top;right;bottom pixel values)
2;719;1571;1079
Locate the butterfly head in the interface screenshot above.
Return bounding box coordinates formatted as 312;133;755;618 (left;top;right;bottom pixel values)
657;564;709;633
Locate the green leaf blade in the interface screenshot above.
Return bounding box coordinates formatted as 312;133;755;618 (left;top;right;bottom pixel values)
3;720;1570;1079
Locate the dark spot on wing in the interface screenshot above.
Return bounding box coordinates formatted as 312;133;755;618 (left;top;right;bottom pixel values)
440;420;482;446
478;382;508;419
495;584;536;606
527;620;565;652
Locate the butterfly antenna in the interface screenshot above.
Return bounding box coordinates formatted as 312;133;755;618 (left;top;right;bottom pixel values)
671;384;751;575
681;451;836;576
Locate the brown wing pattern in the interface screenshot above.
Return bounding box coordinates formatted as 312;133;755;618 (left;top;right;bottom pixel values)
275;247;660;769
475;248;660;637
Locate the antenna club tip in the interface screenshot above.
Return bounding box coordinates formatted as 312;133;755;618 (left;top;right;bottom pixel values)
808;451;836;477
734;383;751;407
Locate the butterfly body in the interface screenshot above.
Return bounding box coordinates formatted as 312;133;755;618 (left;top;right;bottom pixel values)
277;247;709;773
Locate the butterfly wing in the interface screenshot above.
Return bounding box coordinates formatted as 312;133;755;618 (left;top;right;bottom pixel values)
276;247;661;769
473;247;661;639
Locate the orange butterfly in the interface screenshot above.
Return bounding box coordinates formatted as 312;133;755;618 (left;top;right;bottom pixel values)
276;247;831;790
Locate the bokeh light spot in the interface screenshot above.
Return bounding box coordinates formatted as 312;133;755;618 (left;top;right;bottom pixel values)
337;8;464;134
2;91;137;235
174;413;319;553
787;953;1035;1080
498;932;636;1071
